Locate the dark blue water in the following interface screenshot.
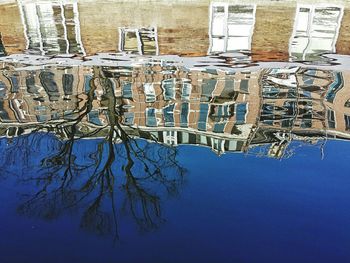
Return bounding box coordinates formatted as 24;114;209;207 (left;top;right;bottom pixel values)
1;133;350;263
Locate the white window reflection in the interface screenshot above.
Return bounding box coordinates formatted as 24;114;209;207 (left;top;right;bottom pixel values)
119;27;158;55
163;130;177;146
289;5;344;61
209;3;256;54
144;83;156;103
18;0;85;56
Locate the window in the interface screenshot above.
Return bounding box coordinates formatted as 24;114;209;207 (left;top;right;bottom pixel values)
162;78;176;101
6;74;20;93
39;71;59;101
201;78;217;102
163;103;175;127
84;75;93;93
62;73;73;96
290;5;343;61
213;79;236;103
119;27;158;55
211;105;232;133
144;83;156;103
325;72;344;103
18;1;85;55
235;103;247;125
181;80;192;101
146;108;157;127
281;101;296;128
180;102;189;128
123;112;134;126
179;132;189;144
260;103;275;125
211;138;225;153
327;109;336;129
345;115;350;131
163;131;177;145
122;81;133;99
198;103;209;131
240;79;249;93
209;3;256;54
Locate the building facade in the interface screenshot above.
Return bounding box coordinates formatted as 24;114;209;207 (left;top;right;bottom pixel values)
0;1;350;60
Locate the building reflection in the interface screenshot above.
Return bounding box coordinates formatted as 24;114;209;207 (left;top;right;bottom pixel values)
289;5;344;61
18;0;85;55
2;0;350;242
209;3;256;54
2;61;350;237
1;61;350;157
0;1;350;60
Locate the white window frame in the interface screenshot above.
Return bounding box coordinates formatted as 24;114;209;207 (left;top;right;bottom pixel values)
18;0;85;56
144;83;156;103
118;27;159;55
208;2;256;54
163;130;177;146
289;4;344;60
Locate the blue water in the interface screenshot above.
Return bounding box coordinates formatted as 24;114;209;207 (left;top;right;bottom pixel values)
0;135;350;263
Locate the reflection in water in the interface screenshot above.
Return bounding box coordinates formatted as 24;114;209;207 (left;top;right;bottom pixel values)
18;0;85;56
290;5;344;62
1;1;350;63
1;2;350;260
0;65;186;239
1;59;350;238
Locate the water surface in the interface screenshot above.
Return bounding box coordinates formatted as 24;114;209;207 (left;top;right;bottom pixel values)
1;1;350;262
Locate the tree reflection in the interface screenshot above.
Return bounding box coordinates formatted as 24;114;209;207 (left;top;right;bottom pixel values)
0;66;185;239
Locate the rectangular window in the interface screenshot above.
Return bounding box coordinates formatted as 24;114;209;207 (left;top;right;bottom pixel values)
198;103;209;131
290;5;343;60
84;75;93;93
163;131;177;145
201;78;217;102
162;78;176;101
144;83;156;103
19;1;85;55
209;3;256;54
180;102;189;128
119;27;158;55
123;112;134;126
181;81;192;101
214;79;236;103
240;79;249;93
163;103;175;127
62;73;73;96
146;108;157;127
122;81;133;99
327;109;336;129
345;115;350;131
236;103;247;125
212;105;232;133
